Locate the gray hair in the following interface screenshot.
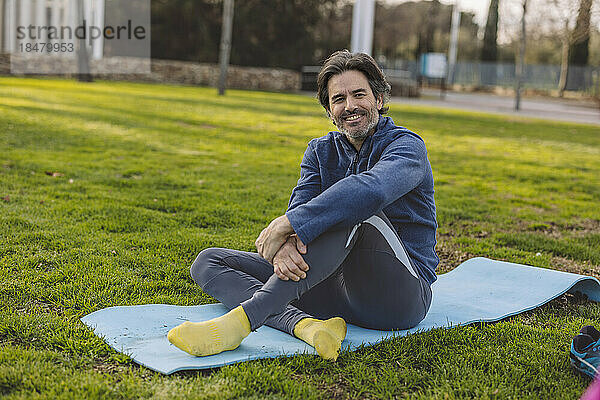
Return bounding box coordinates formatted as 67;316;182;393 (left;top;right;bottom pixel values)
317;50;391;115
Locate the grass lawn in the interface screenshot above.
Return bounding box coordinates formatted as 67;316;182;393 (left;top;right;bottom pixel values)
1;76;599;399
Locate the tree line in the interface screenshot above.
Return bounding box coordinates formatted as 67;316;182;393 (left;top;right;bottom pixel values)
151;0;599;70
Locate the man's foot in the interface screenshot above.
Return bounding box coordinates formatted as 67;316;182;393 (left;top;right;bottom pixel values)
293;317;347;361
167;306;251;356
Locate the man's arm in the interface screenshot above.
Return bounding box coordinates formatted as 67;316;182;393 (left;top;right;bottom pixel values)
287;140;321;213
286;135;428;245
272;235;308;281
255;140;321;264
255;215;295;263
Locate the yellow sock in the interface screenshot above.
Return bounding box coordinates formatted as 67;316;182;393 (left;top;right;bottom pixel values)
167;306;251;356
293;317;347;361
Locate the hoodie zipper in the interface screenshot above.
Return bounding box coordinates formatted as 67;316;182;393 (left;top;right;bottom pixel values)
342;128;376;175
344;117;384;176
351;152;359;174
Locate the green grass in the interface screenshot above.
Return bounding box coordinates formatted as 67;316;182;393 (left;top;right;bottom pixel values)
0;76;599;399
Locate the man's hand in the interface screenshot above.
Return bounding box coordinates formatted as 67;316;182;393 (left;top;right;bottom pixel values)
255;215;295;263
273;235;308;281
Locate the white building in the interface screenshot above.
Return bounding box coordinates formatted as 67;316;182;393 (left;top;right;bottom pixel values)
1;0;105;59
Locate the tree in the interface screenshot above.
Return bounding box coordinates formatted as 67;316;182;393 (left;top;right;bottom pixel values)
480;0;500;86
313;1;352;62
373;1;479;63
566;0;593;89
151;0;346;69
218;0;234;95
481;0;500;62
569;0;593;66
548;0;598;94
515;0;528;110
75;0;92;82
414;0;441;59
151;0;222;63
502;0;599;66
230;0;328;69
456;11;482;61
150;0;486;69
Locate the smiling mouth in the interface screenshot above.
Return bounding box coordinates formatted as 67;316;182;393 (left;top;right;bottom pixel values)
344;114;363;122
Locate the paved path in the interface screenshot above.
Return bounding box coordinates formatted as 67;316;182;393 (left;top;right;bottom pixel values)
391;89;600;126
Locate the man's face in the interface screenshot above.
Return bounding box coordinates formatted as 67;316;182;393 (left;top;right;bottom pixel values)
327;70;383;141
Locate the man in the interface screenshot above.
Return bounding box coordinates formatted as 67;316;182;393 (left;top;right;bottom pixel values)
167;50;438;361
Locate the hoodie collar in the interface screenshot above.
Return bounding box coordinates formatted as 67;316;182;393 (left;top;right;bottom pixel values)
373;115;393;138
337;115;393;152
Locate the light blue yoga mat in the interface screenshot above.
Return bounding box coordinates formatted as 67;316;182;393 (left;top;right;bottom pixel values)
81;257;600;375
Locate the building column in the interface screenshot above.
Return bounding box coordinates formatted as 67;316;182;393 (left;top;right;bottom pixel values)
19;0;32;47
5;0;15;53
49;0;59;38
351;0;375;56
34;0;44;41
92;0;104;59
0;0;5;53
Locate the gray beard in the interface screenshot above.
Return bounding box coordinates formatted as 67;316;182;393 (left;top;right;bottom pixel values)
341;114;379;141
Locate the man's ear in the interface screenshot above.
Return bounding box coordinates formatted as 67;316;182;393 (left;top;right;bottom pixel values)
376;94;383;111
326;110;337;126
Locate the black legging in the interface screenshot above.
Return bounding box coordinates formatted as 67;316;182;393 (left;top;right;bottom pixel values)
190;212;432;335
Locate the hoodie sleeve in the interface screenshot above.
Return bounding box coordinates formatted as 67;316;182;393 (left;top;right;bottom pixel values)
286;134;428;245
286;140;321;213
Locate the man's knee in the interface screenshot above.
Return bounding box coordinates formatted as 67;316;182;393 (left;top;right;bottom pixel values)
353;300;426;330
190;248;223;287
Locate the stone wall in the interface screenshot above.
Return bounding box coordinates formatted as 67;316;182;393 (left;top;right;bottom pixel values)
0;54;301;92
147;60;301;91
0;54;9;74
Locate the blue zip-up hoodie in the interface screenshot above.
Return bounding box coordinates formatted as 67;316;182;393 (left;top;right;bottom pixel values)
285;116;438;285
